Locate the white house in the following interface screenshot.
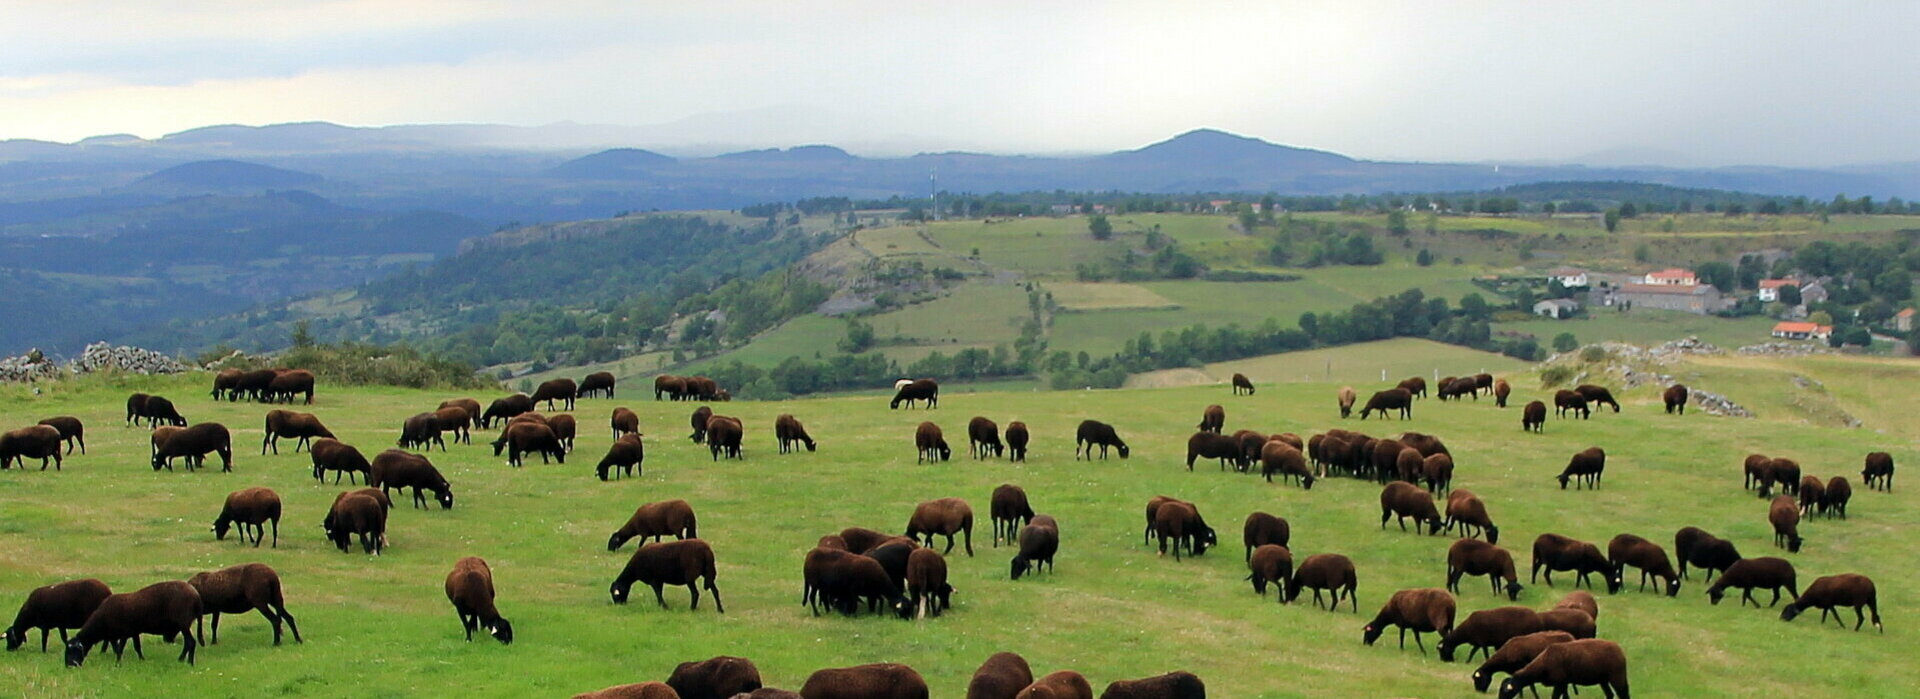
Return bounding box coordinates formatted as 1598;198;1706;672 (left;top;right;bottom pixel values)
1533;298;1581;319
1548;267;1590;288
1640;268;1698;286
1757;278;1797;302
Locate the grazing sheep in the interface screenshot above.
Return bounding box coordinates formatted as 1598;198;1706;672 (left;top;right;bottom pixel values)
1471;631;1576;693
62;581;202;667
967;652;1034;699
1398;431;1449;458
1495;639;1629;699
1360;388;1414;420
152;422;232;472
1674;526;1742;582
308;438;371;484
800;663;929;699
579;371;617;399
479;394;535;428
1606;534;1679;596
906;498;974;556
656;375;688;401
575;682;682;699
1075;420;1129;460
5;578;111;652
735;690;802;699
1862;451;1895;491
1438;606;1541;662
1286;553;1358;611
1005;421;1029;462
1185;432;1243;472
533;378;579;411
597;434;647;481
612;407;641;440
1445;489;1500;544
1370;438;1407;478
1494;379;1512;408
1097;672;1205;699
1447;538;1524;601
433;399;481;431
1530;534;1620;592
1536;608;1597;639
493;421;568;467
1232;373;1255;395
235;370;280;402
1781;574;1881;632
1552;390;1589;420
1421;453;1454;494
1398;376;1428;399
1556;447;1606;490
398;412;445;451
370;449;455;509
967;417;1004;459
1767;458;1802;496
802;548;883;616
1707;557;1798;607
906;548;953;617
688;406;713;444
1521;401;1546;433
445;557;513;644
36;416;84;455
1769;495;1804;553
1822;476;1852;519
433;407;472;445
1151;501;1215;561
1664;384;1689;414
212;487;282;548
263;410;333;454
1010;513;1059;580
1016;671;1093;699
669;656;763;699
1363;588;1456;653
837;546;914;617
610;539;724;613
547;414;578;452
212;369;244;400
839;527;891;555
1380;481;1445;535
126;393;151;426
608;499;698;551
1242;512;1291;562
705;416;744;460
1798;476;1826;517
144;395;189;428
1572;385;1620;413
775;414;817;453
188;563;300;646
1554;591;1599;621
0;425;63;471
1744;453;1773;491
325;492;388;554
915;422;952;464
1247;544;1294;600
266;369;317;404
1260;441;1314;488
890;379;940;409
1439;377;1480;401
1338;386;1357;418
1197;405;1225;434
147;426;183;469
990;484;1035;547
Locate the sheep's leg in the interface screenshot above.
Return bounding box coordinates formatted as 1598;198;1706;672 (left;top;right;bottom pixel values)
1768;588;1782;607
271;519;279;548
131;635;144;659
1397;627;1406;649
651;583;669;609
210;612;221;644
275;603;301;643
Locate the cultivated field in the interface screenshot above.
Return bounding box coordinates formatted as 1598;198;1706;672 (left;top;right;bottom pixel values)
0;365;1914;697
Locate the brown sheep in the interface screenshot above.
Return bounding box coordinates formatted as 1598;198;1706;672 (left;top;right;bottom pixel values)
1495;639;1629;699
1557;447;1606;490
669;655;763;699
188;562;301;646
533;378;579;410
990;484;1035;547
1445;489;1500;544
1363;587;1456;653
1380;481;1445;534
807;546;908;617
656;375;688;401
1572;384;1619;413
1005;421;1029;462
689;406;713;444
1664;384;1689;414
1242;512;1291;561
213;486;282;548
507;411;549;426
1781;574;1881;632
152;422;232;473
1017;671;1093;699
493;421;567;466
967;652;1034;699
1197;404;1225;434
1707;557;1798;607
839;527;891;555
1185;431;1244;472
1398;376;1428;399
1447;538;1524;601
1521;401;1546;433
1360;388;1413;420
1286;553;1357;611
149;426;184;467
1232;373;1255;395
1075;420;1129;459
1151;501;1216;561
1260;441;1314;489
1010;515;1058;580
1398;431;1449;457
1439;377;1479;401
263;409;333;454
1536;607;1596;640
308;438;371;484
1270;432;1305;450
1395;448;1425;484
1862;451;1895;491
1798;476;1825;517
915;422;952;464
1369;438;1407;478
143;394;188;427
433;407;472;445
549;413;578;452
706;415;743;460
126;393;151;425
235;370;279;402
610;539;724;613
579;371;617;399
445;557;513;643
800;663;929;699
1438;606;1541;662
1674;526;1742;582
399;412;445;452
597;434;646;481
1246;544;1293;600
775;414;817;453
1494;379;1511;408
609;499;698;551
1422;453;1455;494
438;398;483;430
968;417;1004;459
1769;495;1804;552
1472;631;1576;693
266;369;316;404
480;394;534;428
1338;386;1357;418
5;578;111;652
1744;453;1773;491
1552;390;1589;420
370;449;455;509
61;581;202;667
1530;534;1620;592
1554;591;1599;621
1097;672;1205;699
212;368;244;400
1607;534;1679;596
906;548;952;617
36;416;84;455
1766;457;1802;495
612;407;642;440
890;379;940;409
1822;476;1852;519
324;492;388;554
735;690;802;699
0;425;64;471
906;498;974;556
575;682;682;699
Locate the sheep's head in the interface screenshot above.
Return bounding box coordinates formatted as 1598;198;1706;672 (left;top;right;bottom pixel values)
1780;603;1804;622
609;580;631;604
211;519;232;540
1665;577;1682;597
436;490;455;510
487;618;514;645
1116;444;1131;459
1361;623;1384;646
63;639;90;667
4;625;26;651
1504;581;1524;602
1010;557;1030;581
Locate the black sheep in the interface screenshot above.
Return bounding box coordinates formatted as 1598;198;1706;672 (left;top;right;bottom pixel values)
212;486;282;548
669;655;764;699
479;394;534;428
1606;533;1680;596
1674;526;1742;582
445;557;513;643
1530;534;1621;592
308;438;372;484
1185;431;1244;472
5;578;110;652
889;379;940;409
1074;420;1129;460
1197;404;1225;434
151;422;232;472
35;416;84;455
579;371;617;399
324;492;388;554
966;416;1004;459
705;415;744;460
596;434;646;481
532;378;579;411
0;425;64;471
1552;390;1589;420
1521;401;1547;433
1447;538;1524;601
609;499;699;550
1862;451;1895;492
1359;388;1413;420
1781;573;1881;632
1664;384;1689;414
1286;553;1357;611
187;563;301;646
493;421;567;466
610;539;725;613
1232;373;1255;395
1822;476;1852;519
1362;587;1456;653
370;449;455;509
141;395;188;428
1010;515;1059;580
1495;639;1629;699
1005;421;1030;462
990;484;1035;547
1707;557;1798;608
63;581;203;667
1572;384;1620;413
1556;447;1606;490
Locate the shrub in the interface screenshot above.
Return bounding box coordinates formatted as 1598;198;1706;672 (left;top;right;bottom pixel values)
1540;365;1575;388
1579;345;1608;363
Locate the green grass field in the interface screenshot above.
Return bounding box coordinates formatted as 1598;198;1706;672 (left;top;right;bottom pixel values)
0;365;1914;697
1125;339;1531;388
1496;309;1782;352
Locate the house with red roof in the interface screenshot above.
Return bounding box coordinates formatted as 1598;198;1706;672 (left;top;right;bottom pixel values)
1641;268;1698;286
1757;278;1798;302
1896;307;1916;333
1771;322;1833;341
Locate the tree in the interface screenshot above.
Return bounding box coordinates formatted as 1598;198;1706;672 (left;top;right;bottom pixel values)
1695;261;1736;292
1809;310;1834;326
1604;209;1622;233
1778;283;1803;306
1618;202;1639;219
837;319;875;353
1088;214;1112;240
1415;248;1434;266
1840;326;1873;347
1459;293;1491;320
1875;268;1913;301
1387;209;1410;236
291;320;316;349
1552;332;1579;353
1632;243;1651;263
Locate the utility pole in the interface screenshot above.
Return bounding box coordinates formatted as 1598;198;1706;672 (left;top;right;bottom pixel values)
930;169;940;221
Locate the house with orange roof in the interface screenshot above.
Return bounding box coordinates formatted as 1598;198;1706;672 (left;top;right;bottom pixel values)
1757;278;1798;302
1641;268;1698;286
1771;322;1833;341
1896;307;1916;333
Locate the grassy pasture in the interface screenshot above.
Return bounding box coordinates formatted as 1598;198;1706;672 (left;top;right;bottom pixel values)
1125;339;1532;388
1495;310;1781;352
0;365;1915;697
1044;283;1180;311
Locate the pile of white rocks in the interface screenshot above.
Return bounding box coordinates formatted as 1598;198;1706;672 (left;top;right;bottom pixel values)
0;350;61;382
1736;341;1833;357
0;342;191;382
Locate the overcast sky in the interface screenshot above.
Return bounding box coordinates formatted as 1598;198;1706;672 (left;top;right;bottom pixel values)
3;1;1916;166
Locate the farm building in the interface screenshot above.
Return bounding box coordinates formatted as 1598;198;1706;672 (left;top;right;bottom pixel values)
1601;282;1730;315
1800;281;1830;304
1771;321;1833;341
1757;278;1798;302
1533;298;1581;319
1640;268;1698;286
1547;267;1590;288
1896;307;1916;332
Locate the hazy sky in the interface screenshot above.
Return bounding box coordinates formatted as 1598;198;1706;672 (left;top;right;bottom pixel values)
3;1;1916;166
